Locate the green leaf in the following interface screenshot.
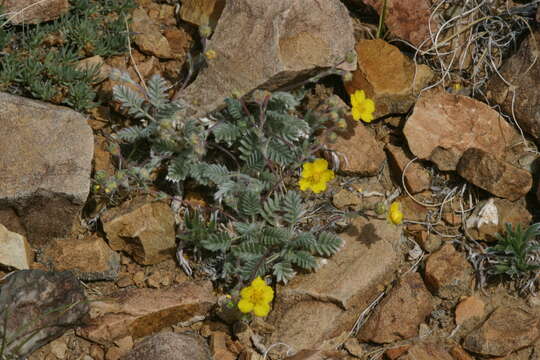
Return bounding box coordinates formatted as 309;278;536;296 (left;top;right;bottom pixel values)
290;251;317;270
282;191;304;225
272;261;296;283
201;232;231;252
314;232;342;256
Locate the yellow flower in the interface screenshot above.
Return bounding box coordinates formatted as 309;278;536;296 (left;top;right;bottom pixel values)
350;90;375;123
388;201;403;225
204;49;217;60
237;277;274;317
298;158;335;194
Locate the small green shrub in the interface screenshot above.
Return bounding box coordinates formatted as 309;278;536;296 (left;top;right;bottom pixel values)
486;222;540;278
101;73;345;287
0;0;136;110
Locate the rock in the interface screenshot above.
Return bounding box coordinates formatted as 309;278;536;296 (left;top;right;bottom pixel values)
179;0;226;29
0;270;89;359
345;39;433;119
285;350;346;360
385;144;431;194
463;306;540;357
101;197;176;265
357;272;433;343
2;0;69;24
210;331;236;360
361;0;435;47
78;281;215;345
449;346;475;360
415;231;442;253
0;223;32;269
457;148;532;201
332;189;362;209
0;92;93;245
131;8;172;59
465;198;532;242
121;332;211;360
162;28;192;60
455;296;485;327
49;337;68;359
323;118;385;176
343;338;364;357
40;234;120;281
268;217;402;352
424;243;474;299
384;345;410;360
403;88;519;171
396;342;453;360
76;56;111;84
486;29;540;139
175;0;355;117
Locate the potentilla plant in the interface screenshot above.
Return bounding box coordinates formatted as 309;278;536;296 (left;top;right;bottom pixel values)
178;90;343;286
104;74;345;296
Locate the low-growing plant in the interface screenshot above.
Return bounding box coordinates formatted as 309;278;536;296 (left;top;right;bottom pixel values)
486;222;540;279
102;73;345;288
0;0;136;110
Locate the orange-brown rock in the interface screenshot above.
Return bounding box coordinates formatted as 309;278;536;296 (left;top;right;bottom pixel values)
457;148;532;201
424;244;474;299
345;39;433;119
78;281;216;345
179;0;226;29
322;118;385;176
455;296;485;327
385;144;431;194
41;234;120;281
463;306;540;357
101;197;176;265
358;272;433;343
131;8;172;59
404;88;520;171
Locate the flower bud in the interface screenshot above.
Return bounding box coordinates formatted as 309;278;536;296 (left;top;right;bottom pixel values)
327;132;338;143
199;25;212;38
337;119;347;129
329;111;339;121
204;49;217;60
345;50;357;64
342;71;353;82
375;202;386;215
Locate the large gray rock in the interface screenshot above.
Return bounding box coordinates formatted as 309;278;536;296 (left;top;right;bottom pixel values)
0;92;93;245
0;270;89;359
174;0;355;116
121;332;212;360
267;217;403;352
487;29;540;139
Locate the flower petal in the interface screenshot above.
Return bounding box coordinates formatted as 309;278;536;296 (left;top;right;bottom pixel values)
238;299;254;313
364;98;375;113
313;158;328;172
262;286;274;303
251;277;266;288
240;286;254;299
351;107;361;121
299;178;311;191
253;302;271;317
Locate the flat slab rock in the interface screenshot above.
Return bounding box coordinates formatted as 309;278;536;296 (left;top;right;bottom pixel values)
78;280;216;346
403;88;519;171
0;270;89;359
0;223;32;270
267;217;402;352
357;272;433;344
175;0;355;117
463;306;540;357
0;92;93;245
